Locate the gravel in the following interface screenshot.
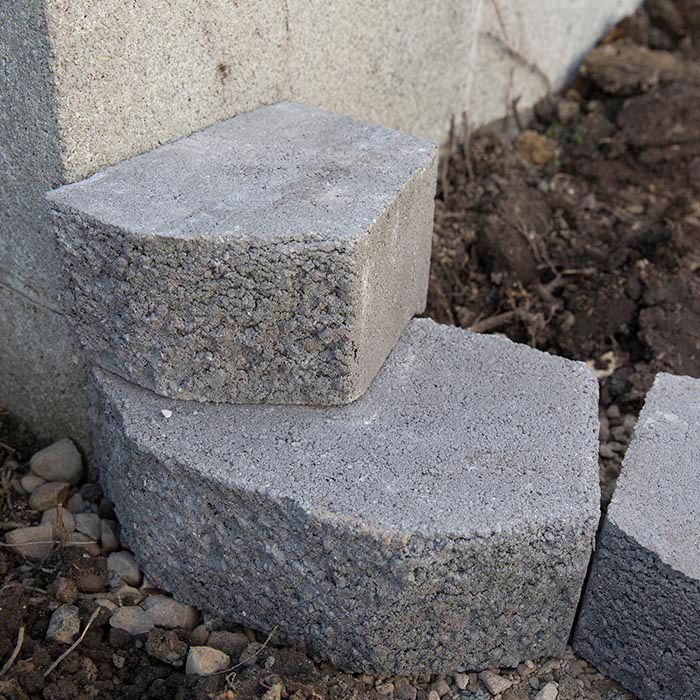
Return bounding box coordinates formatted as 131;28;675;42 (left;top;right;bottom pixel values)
141;594;200;631
28;481;70;511
109;606;154;636
29;438;83;485
185;646;231;676
45;604;81;644
107;550;142;588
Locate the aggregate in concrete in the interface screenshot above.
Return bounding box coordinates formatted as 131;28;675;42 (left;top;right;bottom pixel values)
90;319;600;674
49;102;438;406
573;373;700;700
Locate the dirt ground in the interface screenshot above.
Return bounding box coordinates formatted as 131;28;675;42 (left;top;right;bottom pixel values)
428;0;700;504
1;1;699;698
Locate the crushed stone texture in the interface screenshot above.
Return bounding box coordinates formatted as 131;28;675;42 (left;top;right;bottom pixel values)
48;102;437;406
90;319;600;674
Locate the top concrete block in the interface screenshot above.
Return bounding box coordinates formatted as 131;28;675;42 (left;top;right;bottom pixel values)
91;318;600;673
48;102;438;405
607;372;700;579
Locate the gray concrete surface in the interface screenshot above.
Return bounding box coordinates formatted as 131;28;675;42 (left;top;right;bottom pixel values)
288;0;482;145
0;1;89;448
90;319;600;674
470;0;642;128
574;373;700;700
49;103;437;405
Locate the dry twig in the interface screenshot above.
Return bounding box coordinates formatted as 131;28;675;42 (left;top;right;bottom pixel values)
0;625;24;677
44;605;103;678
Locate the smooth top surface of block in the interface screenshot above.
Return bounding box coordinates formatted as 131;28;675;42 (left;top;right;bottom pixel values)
609;372;700;579
93;319;599;537
47;102;436;242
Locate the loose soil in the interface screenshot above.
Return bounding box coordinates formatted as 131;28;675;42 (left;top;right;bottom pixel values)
1;1;699;698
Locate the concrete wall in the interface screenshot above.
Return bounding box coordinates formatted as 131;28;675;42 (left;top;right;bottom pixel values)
471;0;641;126
1;0;641;451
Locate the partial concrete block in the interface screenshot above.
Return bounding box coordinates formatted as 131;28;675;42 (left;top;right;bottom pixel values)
469;0;642;127
90;319;600;674
287;0;482;144
574;373;700;700
49;103;437;405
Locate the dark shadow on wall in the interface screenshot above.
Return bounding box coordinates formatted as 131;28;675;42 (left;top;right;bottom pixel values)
0;1;89;453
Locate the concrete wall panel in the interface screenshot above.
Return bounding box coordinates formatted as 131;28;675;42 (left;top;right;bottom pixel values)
470;0;642;126
287;0;483;144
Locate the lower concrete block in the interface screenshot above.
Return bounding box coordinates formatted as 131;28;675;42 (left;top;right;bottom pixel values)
574;373;700;700
90;319;599;674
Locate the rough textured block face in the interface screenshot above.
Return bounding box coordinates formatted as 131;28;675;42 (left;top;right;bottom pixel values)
90;319;600;674
574;373;700;700
48;103;438;405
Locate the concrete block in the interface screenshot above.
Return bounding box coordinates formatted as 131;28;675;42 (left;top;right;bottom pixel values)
90;319;600;674
287;0;482;144
573;373;700;700
469;0;642;127
49;103;438;405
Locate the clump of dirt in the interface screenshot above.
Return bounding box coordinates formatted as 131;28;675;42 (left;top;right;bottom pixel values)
427;0;700;502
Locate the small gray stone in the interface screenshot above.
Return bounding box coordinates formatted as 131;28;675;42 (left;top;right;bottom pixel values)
189;624;210;646
376;682;394;696
41;507;76;535
46;604;80;644
599;444;614;459
28;481;70;512
74;512;101;541
146;627;188;667
53;577;79;605
114;585;143;606
535;682;559;700
142;594;199;630
66;492;85;514
110;606;154;635
20;473;45;494
100;519;120;553
108;550;142;587
206;630;249;657
394;678;417;700
454;674;469;690
185;646;231;676
430;678;450;696
5;523;54;560
479;670;513;695
30;438;83;485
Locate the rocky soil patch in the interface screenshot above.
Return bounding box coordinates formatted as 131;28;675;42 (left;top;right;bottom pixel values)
428;0;700;508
